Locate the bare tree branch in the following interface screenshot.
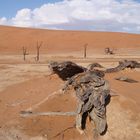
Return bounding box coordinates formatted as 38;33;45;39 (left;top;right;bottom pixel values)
36;41;43;61
20;111;77;117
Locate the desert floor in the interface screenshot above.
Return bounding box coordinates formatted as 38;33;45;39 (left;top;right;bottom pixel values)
0;54;140;140
0;25;140;140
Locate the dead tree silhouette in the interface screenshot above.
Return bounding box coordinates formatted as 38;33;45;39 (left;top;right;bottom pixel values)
22;46;28;61
105;47;114;55
84;43;88;58
36;41;42;61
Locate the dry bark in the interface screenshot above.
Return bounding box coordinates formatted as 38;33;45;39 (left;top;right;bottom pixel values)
48;61;86;80
106;60;140;73
20;111;77;117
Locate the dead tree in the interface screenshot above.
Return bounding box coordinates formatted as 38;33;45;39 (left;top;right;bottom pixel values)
105;60;140;73
22;47;28;61
48;61;106;81
115;76;138;83
21;61;118;137
84;43;88;58
62;69;110;135
105;47;114;55
36;41;42;61
49;61;111;135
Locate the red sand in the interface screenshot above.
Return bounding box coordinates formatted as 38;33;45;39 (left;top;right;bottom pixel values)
0;26;140;140
0;25;140;55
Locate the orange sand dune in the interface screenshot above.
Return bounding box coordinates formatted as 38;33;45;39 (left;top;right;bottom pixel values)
0;25;140;55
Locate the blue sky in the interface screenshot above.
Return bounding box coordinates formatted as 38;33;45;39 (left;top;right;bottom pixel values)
0;0;140;34
0;0;62;18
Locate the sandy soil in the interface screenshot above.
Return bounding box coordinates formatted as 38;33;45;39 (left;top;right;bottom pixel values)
0;26;140;140
0;60;140;140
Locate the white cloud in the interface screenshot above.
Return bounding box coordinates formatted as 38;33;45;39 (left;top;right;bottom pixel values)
0;17;7;25
1;0;140;33
33;3;70;25
11;8;33;27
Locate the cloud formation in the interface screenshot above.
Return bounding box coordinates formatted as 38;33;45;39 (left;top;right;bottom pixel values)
0;0;140;33
0;17;7;24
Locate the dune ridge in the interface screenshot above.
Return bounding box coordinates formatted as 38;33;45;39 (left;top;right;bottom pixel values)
0;25;140;55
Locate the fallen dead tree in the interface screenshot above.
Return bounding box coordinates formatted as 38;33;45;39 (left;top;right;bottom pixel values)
49;60;140;76
106;60;140;73
48;61;110;137
63;71;110;135
20;61;122;138
115;76;138;83
49;61;105;79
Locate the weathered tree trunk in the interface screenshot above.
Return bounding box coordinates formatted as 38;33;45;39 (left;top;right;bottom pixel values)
36;41;42;61
84;44;88;58
48;61;86;80
22;47;28;61
105;60;140;73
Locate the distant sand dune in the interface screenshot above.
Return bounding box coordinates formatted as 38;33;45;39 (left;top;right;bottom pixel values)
0;25;140;55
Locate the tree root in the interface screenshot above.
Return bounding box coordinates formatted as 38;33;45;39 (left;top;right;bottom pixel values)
51;124;90;140
51;125;75;139
26;89;63;111
20;111;77;117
